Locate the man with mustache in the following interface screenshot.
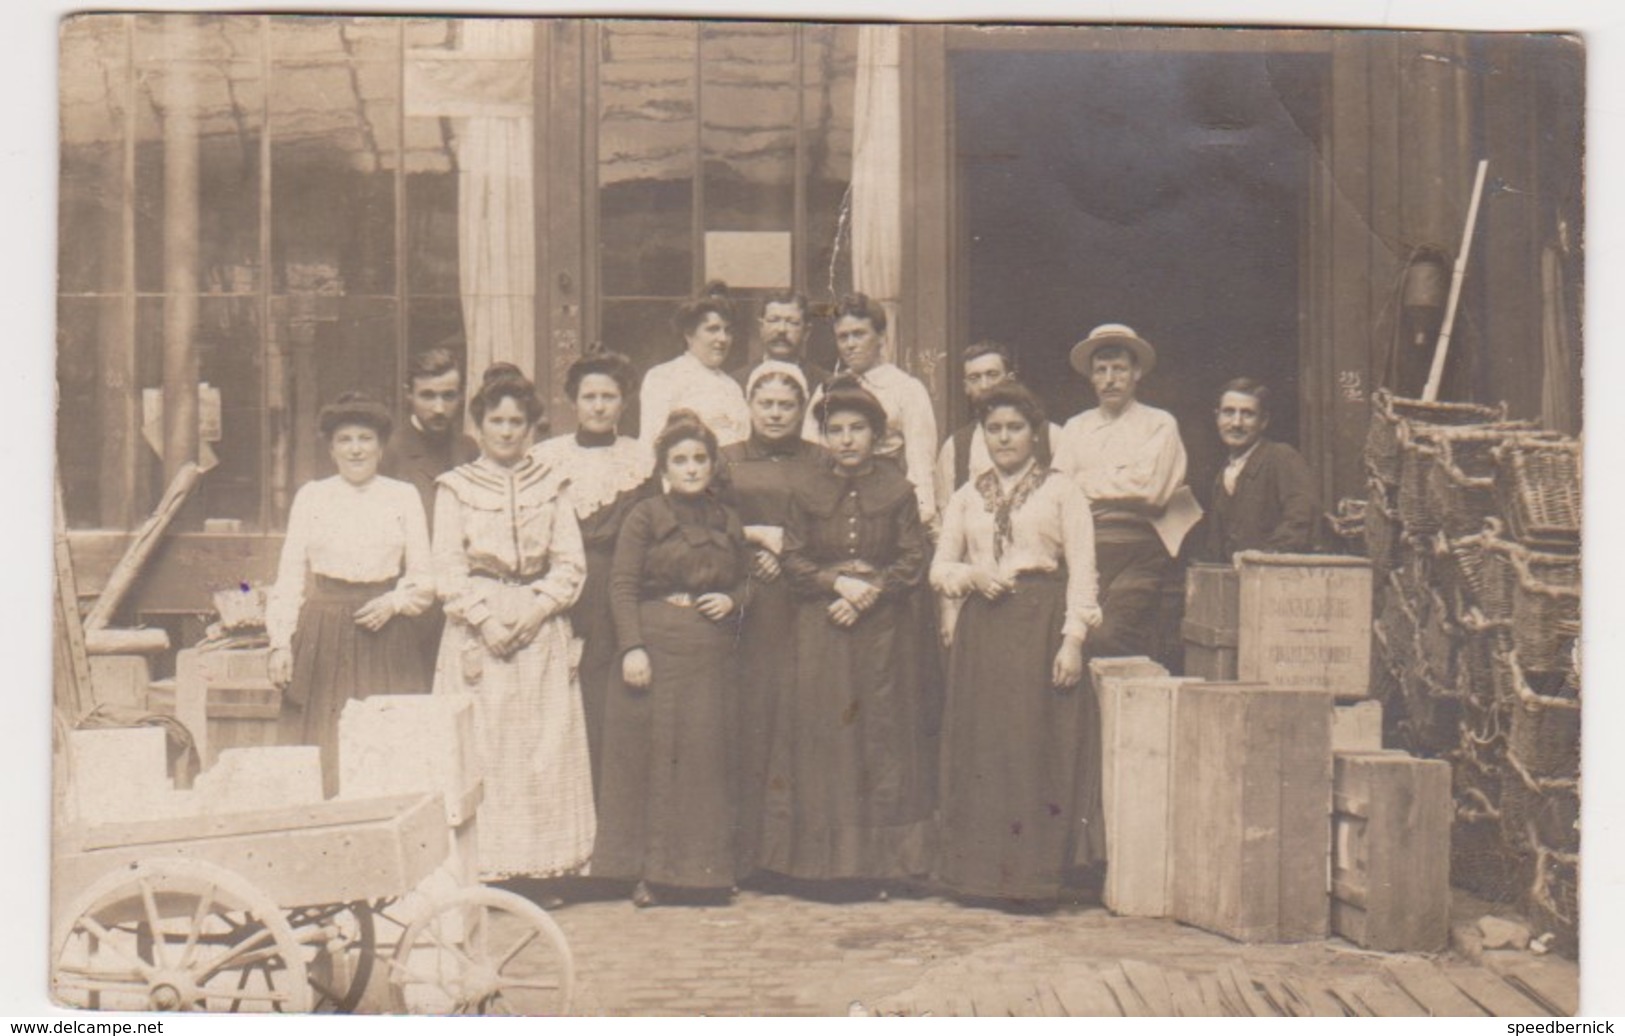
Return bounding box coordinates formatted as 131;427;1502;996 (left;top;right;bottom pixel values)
932;340;1061;521
1053;324;1190;658
1201;377;1317;561
732;289;832;393
381;344;479;531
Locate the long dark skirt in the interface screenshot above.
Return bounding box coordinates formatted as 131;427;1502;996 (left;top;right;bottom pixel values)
734;573;796;876
573;543;616;794
284;576;433;797
759;596;933;880
938;572;1105;900
592;601;739;889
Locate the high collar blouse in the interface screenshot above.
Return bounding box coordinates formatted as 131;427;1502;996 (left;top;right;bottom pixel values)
266;474;435;650
529;432;654;549
801;362;940;521
638;352;751;449
608;491;749;654
432;455;586;631
781;460;927;602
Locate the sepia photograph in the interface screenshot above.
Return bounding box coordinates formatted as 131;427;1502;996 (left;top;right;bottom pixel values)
32;2;1609;1020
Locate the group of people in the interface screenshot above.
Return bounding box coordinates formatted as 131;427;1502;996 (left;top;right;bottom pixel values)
265;286;1319;909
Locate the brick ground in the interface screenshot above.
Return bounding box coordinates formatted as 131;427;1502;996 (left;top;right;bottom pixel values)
541;885;1445;1017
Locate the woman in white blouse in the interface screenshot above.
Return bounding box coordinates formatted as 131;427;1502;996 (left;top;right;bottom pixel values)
930;380;1105;905
267;392;435;797
637;286;751;449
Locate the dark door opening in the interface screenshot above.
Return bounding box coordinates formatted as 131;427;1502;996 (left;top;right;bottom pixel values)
954;48;1326;502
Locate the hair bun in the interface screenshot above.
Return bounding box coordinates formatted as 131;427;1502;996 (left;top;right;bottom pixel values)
334;389;370;406
702;280;730;300
482;362;525;387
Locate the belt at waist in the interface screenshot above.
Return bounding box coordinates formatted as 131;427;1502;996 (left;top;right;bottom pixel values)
1008;566;1066;584
309;575;396;600
469;568;546;586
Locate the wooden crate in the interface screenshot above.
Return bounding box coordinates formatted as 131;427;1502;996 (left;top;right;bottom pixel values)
1182;564;1238;680
1098;672;1196;917
1333;701;1384;752
1331;750;1452;952
167;647;282;769
1171;682;1333;942
1236;552;1374;700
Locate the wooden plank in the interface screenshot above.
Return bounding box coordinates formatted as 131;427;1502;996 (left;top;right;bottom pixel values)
1346;974;1429;1017
1211;965;1254;1017
1098;964;1152;1017
1325;978;1376;1017
1050;970;1123;1017
54;481;94;720
1332;752;1452;951
1280;976;1349;1017
1383;959;1488;1017
1440;964;1550;1018
1172;683;1331;941
1256;975;1306;1017
1226;962;1279;1017
1195;972;1235;1017
84;461;203;630
1161;968;1208;1018
1119;960;1176;1016
1035;981;1069;1017
1483;954;1579;1016
1100;676;1187;916
68;530;282;614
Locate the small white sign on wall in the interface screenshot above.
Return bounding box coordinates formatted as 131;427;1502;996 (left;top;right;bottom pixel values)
704;231;792;290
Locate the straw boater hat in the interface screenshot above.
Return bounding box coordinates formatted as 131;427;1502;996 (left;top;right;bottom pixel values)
1068;323;1157;377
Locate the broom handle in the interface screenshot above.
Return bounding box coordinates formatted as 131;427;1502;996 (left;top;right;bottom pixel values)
1422;159;1490;402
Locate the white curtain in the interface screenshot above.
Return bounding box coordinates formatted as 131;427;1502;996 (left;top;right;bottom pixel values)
457;20;535;384
851;25;903;358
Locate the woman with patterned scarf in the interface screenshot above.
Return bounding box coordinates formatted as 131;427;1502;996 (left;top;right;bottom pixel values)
930;380;1105;905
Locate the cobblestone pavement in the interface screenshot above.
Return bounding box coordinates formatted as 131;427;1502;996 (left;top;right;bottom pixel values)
537;883;1467;1017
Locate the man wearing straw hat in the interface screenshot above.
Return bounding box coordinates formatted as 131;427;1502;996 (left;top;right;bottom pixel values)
1054;323;1194;658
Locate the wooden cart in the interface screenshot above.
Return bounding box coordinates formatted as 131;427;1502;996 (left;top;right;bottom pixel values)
51;786;575;1016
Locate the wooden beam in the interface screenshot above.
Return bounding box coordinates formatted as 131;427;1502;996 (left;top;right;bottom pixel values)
83;461;202;630
941;25;1333;54
68;531;282;616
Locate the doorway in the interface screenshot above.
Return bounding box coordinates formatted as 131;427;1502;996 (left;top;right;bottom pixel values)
952;47;1327;499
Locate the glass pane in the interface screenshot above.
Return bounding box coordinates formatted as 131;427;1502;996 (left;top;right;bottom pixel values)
271;18;400;296
701;23;796;236
192;296;265;529
132;15;265;294
408;295;466;358
803;24;858;303
59;15;130;294
56;298;126;528
600;298;683;440
270;296;399;511
599;21;695;297
405;119;460;293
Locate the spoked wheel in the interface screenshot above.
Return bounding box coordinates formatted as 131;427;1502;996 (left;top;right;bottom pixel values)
387;887;574;1015
289;901;376;1013
52;859;311;1013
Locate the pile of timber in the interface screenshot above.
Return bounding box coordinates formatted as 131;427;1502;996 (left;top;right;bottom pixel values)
1363;392;1580;956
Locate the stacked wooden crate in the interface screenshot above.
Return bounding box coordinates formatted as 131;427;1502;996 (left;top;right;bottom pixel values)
1363;392;1581;956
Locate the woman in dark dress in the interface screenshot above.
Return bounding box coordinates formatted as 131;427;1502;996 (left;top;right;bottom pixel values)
931;381;1104;904
529;351;654;793
761;379;933;882
717;362;826;876
592;410;751;905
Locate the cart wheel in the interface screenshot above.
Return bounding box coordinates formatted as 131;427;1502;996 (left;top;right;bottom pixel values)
387;887;574;1016
289;901;376;1013
52;858;311;1013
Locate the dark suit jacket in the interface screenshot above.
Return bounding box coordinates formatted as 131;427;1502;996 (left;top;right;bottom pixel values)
1204;438;1319;561
380;419;479;530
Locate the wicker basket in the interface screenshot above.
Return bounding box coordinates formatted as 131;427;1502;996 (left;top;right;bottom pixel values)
1363;477;1403;572
1495;438;1582;549
1526;843;1579;958
1456;609;1512;703
1418;587;1459;685
1510;545;1581;673
1364;389;1508;486
1495;648;1580;778
1475;522;1523;624
1427;429;1558;539
1398;435;1442;534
